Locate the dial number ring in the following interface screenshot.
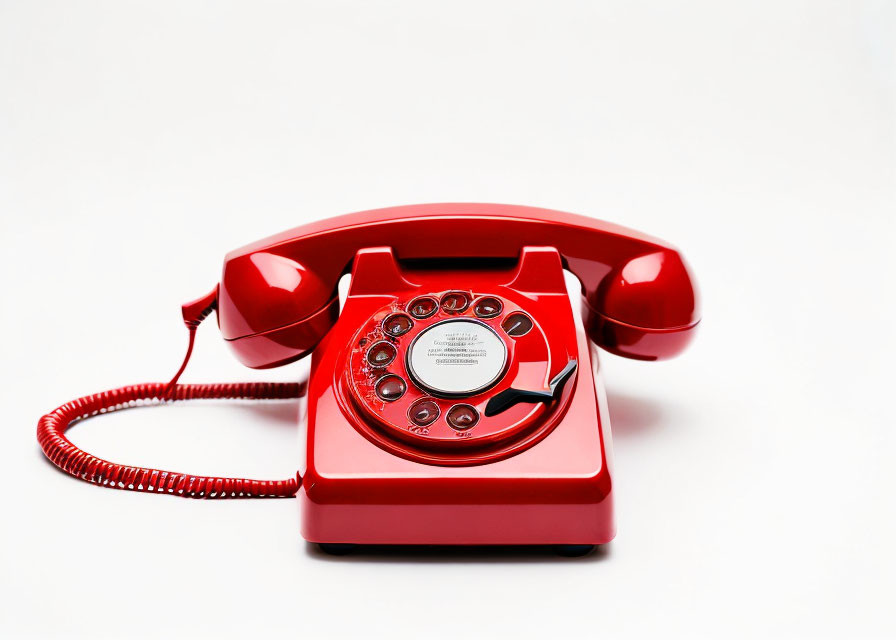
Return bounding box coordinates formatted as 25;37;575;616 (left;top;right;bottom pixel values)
344;289;567;463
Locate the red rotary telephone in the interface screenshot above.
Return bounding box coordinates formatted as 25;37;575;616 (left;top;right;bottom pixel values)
38;203;699;555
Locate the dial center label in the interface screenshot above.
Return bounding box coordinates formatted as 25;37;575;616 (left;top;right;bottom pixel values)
407;319;507;395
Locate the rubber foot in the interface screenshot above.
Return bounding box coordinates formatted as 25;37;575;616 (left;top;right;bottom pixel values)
552;544;596;557
319;543;357;555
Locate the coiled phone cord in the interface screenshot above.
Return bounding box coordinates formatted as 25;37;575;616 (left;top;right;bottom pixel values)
36;290;302;499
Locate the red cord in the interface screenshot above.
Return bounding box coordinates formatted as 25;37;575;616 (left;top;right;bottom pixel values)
36;289;303;499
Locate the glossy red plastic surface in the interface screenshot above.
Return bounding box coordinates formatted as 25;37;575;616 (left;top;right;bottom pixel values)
219;203;700;367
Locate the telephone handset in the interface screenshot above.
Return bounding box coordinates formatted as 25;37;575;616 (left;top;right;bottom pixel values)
218;202;698;368
38;204;699;552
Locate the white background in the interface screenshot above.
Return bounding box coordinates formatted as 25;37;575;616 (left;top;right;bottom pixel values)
2;2;894;638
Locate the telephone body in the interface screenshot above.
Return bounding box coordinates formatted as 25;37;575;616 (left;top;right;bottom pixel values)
220;203;699;548
38;203;699;552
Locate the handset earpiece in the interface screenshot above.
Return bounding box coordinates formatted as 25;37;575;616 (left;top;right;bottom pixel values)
582;249;700;360
217;251;340;368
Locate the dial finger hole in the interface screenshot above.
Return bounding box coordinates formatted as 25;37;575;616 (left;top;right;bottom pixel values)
408;399;440;426
383;313;413;337
501;312;533;337
366;341;397;367
446;404;479;430
440;291;470;314
408;296;438;319
375;375;406;402
473;296;503;318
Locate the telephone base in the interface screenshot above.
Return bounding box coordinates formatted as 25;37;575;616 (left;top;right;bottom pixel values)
301;242;618;549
